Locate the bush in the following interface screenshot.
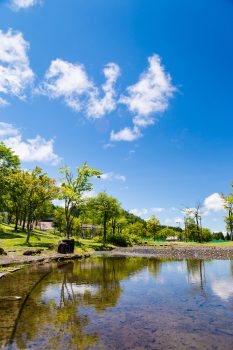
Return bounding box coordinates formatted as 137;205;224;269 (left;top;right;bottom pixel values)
106;234;130;247
106;233;142;247
156;227;178;240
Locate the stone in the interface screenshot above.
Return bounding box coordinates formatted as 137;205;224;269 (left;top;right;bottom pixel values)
58;239;75;254
0;247;7;255
23;249;42;256
48;244;55;250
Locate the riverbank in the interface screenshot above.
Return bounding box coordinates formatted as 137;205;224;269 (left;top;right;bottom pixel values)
111;245;233;260
0;251;92;279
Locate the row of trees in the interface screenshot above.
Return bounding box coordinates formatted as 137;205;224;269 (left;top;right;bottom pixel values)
0;142;232;244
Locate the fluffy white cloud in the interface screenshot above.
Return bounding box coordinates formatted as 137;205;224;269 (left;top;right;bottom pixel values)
39;60;121;118
0;29;34;104
39;59;93;112
10;0;41;11
111;54;175;142
120;55;175;116
110;126;141;142
0;122;61;165
151;208;164;213
0;122;18;137
130;208;149;217
100;172;126;182
87;63;120;118
204;193;225;213
130;207;164;218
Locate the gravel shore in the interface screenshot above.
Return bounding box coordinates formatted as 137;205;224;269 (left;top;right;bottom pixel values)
111;245;233;260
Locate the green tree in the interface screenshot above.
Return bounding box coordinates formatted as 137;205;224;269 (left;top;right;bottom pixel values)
24;167;58;243
156;227;178;240
59;163;102;239
222;185;233;240
87;193;121;243
0;143;20;212
147;215;160;240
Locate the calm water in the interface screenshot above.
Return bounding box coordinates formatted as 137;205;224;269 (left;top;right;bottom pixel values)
0;256;233;349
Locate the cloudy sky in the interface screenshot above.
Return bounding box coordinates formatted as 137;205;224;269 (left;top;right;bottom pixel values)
0;0;232;231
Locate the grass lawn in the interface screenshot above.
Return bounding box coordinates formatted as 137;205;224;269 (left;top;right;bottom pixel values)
144;239;233;247
0;223;114;254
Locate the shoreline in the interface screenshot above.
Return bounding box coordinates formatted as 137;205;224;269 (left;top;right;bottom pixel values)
1;243;233;279
110;245;233;260
0;251;91;279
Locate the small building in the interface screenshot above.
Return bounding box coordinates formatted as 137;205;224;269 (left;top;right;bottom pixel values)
166;236;179;242
35;218;54;231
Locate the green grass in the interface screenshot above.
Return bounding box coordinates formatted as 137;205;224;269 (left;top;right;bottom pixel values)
143;239;233;247
0;223;114;254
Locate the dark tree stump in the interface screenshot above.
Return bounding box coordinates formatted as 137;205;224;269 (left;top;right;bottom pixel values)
58;239;75;254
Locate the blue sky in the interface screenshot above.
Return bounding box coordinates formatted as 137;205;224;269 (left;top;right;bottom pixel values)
0;0;232;231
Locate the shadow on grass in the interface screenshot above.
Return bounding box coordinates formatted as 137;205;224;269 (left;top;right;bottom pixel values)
0;231;24;239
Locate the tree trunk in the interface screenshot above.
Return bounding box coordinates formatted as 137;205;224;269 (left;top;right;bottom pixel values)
103;213;107;244
26;208;33;244
14;210;19;231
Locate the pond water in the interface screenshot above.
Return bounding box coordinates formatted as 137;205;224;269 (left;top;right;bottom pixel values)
0;256;233;349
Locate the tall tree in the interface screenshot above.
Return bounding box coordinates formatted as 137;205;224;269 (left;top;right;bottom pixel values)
24;167;58;243
0;143;20;212
222;184;233;240
87;193;121;243
147;215;160;240
59;163;102;239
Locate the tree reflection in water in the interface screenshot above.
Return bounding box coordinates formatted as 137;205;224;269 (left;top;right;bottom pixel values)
2;257;146;349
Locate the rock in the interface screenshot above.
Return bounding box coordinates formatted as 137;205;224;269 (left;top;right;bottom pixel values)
58;239;75;254
0;248;7;255
23;249;42;256
48;244;55;250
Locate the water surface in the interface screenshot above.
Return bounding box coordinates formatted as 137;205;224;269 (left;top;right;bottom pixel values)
0;256;233;349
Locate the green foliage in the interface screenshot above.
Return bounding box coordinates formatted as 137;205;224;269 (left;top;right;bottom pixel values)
125;221;146;237
156;227;178;240
106;233;141;247
59;163;102;238
201;228;212;242
147;215;160;239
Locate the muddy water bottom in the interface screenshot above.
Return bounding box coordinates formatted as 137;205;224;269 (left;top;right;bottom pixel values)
0;257;233;349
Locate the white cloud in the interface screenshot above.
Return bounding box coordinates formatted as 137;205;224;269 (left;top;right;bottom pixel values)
120;54;175;116
203;193;225;213
133;115;154;127
130;208;149;217
39;59;93;112
151;207;164;213
0;122;61;165
0;122;18;137
111;54;175;142
100;172;126;182
10;0;41;11
87;63;120;118
39;60;120;118
103;143;114;149
130;207;164;218
0;29;34;104
0;97;9;106
110;126;141;142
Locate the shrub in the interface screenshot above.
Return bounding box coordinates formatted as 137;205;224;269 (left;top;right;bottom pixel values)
156;227;178;240
106;234;130;247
